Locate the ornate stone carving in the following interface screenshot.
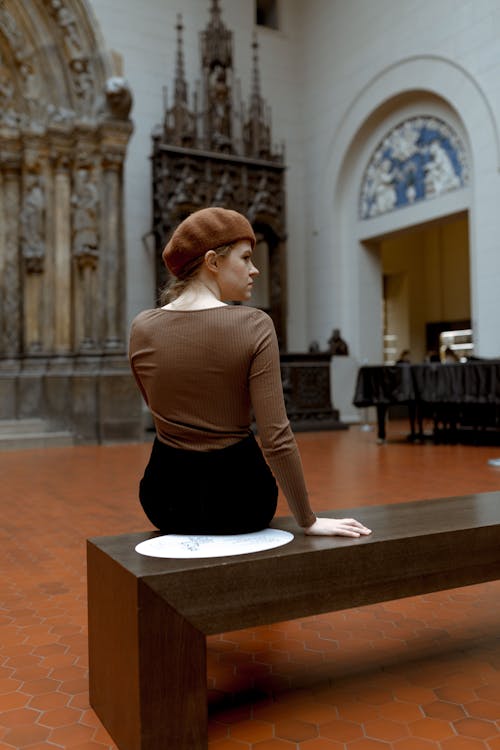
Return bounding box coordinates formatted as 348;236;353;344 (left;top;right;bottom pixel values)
165;159;206;212
2;161;21;357
0;53;15;111
47;0;84;59
153;2;287;343
104;77;133;121
69;57;94;108
44;0;95;111
360;116;469;219
0;2;40;122
72;168;99;270
47;103;76;126
20;171;46;273
162;15;198;147
247;172;283;228
201;0;233;152
243;34;272;159
0;0;137;441
280;354;344;429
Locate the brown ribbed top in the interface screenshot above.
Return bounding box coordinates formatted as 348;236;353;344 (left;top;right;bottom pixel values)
129;306;316;528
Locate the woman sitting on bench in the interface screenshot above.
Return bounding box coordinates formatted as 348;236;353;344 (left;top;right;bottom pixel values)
129;207;371;539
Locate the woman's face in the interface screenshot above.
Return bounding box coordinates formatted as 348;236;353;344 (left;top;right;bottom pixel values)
216;240;259;302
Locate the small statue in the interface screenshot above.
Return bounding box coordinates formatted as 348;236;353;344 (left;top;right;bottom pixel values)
308;340;320;354
104;76;133;120
20;173;46;273
328;328;349;356
72;168;99;268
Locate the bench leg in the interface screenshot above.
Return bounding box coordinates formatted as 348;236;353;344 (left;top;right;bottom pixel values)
138;581;208;750
88;543;208;750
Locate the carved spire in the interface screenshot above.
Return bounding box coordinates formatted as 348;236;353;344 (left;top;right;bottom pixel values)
244;33;271;159
174;14;188;105
200;0;232;69
163;13;196;147
200;0;234;151
159;2;281;160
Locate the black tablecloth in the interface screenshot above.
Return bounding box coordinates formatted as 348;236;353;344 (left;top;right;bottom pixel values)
354;362;500;407
353;365;414;406
353;362;500;442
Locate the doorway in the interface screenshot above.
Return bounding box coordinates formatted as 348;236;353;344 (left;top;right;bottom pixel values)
377;212;470;364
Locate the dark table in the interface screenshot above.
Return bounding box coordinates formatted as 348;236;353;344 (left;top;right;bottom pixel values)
353;361;500;442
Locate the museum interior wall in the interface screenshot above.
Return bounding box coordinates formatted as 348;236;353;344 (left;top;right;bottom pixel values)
298;0;500;360
4;0;500;442
88;0;500;363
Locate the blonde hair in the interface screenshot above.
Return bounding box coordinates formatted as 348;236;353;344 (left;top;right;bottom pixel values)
159;243;233;305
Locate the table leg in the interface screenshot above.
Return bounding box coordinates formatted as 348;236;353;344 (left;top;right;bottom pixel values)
376;404;387;441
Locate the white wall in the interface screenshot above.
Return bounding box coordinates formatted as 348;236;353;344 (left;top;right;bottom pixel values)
299;0;500;358
88;0;500;358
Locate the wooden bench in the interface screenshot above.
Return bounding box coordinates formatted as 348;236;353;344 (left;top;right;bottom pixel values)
87;491;500;750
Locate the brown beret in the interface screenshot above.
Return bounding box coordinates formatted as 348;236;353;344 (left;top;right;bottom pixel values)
162;207;256;277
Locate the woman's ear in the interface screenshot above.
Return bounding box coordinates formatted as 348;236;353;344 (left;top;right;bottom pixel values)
204;250;219;274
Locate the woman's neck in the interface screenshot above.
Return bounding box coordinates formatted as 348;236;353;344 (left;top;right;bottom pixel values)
162;279;226;311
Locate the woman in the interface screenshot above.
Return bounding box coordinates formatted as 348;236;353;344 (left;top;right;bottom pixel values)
129;207;371;538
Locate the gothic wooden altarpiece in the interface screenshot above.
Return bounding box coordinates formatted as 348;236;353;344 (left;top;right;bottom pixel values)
152;0;287;346
0;0;141;442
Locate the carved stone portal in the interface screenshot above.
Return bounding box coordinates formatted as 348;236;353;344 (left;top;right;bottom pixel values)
152;0;287;346
0;0;141;442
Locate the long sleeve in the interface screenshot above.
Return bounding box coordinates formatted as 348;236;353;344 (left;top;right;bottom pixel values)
249;314;316;528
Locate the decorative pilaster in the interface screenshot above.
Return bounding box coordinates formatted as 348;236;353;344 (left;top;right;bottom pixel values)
1;141;22;358
98;78;133;349
50;133;73;355
20;145;47;354
101;145;124;351
71;135;100;352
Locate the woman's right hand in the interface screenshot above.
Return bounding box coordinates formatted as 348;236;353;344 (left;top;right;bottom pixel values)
304;517;372;537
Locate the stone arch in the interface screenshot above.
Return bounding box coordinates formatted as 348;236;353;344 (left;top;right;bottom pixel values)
312;55;499;360
0;0;139;442
0;0;114;122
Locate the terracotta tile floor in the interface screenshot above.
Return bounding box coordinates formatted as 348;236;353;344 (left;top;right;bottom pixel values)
2;420;500;749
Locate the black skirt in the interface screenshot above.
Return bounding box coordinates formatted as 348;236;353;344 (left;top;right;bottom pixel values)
139;432;278;534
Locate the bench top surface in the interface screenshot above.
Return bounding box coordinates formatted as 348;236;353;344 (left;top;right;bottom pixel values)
88;491;500;579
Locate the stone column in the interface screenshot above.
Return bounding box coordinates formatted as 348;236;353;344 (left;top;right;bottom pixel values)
0;170;5;353
101;148;123;351
51;140;73;355
0;141;22;358
20;150;47;354
99;119;132;353
71;150;100;352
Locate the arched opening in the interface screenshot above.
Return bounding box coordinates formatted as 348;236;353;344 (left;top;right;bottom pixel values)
363;211;470;365
317;57;500;364
327;90;474;365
